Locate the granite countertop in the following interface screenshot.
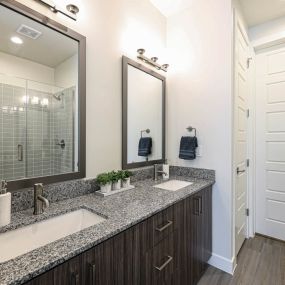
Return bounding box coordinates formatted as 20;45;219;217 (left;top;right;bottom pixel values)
0;176;214;285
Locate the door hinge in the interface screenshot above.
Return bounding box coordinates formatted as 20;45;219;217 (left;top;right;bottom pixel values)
246;109;250;118
246;208;249;216
247;57;252;69
246;159;250;167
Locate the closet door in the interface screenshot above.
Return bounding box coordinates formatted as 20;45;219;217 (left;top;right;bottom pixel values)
256;45;285;241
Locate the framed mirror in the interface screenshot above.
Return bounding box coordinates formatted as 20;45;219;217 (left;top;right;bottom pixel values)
122;56;165;169
0;1;86;190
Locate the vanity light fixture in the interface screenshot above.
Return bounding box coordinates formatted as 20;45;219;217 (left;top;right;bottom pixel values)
137;49;169;72
10;36;23;44
36;0;79;21
66;4;79;15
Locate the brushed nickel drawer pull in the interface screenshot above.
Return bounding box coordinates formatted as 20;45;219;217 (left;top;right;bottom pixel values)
155;255;173;271
155;220;173;232
89;263;96;284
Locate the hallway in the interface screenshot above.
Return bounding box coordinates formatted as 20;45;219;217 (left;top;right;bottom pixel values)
198;235;285;285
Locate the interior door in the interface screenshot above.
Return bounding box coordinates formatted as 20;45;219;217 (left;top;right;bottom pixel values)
256;45;285;241
234;20;250;255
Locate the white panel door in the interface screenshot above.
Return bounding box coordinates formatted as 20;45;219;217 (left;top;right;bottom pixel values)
234;21;250;255
256;46;285;241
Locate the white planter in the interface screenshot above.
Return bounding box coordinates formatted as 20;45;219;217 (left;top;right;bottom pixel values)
122;178;130;188
112;180;121;191
100;182;112;193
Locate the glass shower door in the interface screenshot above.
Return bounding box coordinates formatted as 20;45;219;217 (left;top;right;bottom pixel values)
0;74;26;181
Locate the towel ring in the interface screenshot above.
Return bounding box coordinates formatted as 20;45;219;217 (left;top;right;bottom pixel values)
141;128;150;138
186;126;196;137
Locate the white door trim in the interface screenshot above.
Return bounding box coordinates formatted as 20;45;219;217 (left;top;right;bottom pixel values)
232;9;253;260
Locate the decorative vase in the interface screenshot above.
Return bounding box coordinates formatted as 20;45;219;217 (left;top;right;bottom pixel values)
112;180;121;191
122;177;130;188
100;182;112;193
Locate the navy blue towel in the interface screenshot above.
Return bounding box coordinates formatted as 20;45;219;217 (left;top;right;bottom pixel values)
179;136;198;160
138;137;152;157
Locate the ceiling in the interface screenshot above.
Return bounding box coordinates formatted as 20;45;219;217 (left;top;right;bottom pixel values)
240;0;285;27
0;5;78;68
149;0;193;17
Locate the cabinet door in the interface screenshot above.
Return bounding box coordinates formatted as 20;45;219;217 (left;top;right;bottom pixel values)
201;187;212;265
24;270;54;285
81;246;96;285
173;200;187;285
54;255;81;285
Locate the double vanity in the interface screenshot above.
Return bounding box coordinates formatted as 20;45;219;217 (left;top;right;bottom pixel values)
0;2;214;285
0;167;214;285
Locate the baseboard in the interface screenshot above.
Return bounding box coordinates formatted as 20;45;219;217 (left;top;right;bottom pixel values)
208;253;236;275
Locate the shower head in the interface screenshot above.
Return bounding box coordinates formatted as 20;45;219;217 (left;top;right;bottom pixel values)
53;92;64;101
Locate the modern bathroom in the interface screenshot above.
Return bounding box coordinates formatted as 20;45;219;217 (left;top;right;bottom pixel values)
0;0;285;284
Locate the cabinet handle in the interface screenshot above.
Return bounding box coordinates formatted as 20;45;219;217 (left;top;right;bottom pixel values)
155;220;173;232
89;263;96;284
154;255;173;271
199;197;203;215
70;272;79;285
193;198;200;215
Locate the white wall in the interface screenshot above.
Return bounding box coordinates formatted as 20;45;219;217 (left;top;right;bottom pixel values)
167;0;234;273
15;0;167;177
54;54;78;88
0;51;54;85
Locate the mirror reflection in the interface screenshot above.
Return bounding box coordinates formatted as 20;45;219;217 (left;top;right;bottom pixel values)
123;57;165;168
0;5;79;181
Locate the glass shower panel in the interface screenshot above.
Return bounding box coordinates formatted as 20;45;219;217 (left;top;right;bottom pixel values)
0;74;26;181
26;81;75;177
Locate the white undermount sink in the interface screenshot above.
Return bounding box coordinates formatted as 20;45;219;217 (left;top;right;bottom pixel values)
0;209;106;263
154;179;193;191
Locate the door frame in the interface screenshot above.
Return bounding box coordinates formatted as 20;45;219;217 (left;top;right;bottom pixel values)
232;9;255;261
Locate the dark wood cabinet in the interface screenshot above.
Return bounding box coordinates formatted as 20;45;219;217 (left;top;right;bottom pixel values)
24;186;212;285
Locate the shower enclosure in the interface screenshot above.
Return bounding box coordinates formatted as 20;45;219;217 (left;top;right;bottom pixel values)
0;74;75;181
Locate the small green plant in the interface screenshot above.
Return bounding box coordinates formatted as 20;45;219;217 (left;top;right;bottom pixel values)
121;170;133;180
109;171;121;182
96;173;111;185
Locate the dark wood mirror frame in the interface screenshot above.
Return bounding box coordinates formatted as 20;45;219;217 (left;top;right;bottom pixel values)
122;56;166;170
0;0;86;191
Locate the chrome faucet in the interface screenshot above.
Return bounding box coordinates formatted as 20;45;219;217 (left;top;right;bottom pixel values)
33;183;49;215
154;164;167;181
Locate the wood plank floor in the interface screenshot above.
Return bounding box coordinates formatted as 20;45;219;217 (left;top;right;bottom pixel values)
198;235;285;285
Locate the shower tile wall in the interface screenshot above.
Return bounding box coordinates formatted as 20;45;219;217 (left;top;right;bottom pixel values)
26;89;53;178
52;87;74;174
0;82;75;181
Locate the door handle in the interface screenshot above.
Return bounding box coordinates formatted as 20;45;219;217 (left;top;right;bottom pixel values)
155;220;173;232
89;263;96;284
17;144;23;161
70;272;79;285
236;167;246;175
199;197;203;215
193;197;200;216
154;255;173;271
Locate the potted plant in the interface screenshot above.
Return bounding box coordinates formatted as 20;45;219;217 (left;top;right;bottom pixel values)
120;170;133;188
110;171;121;191
96;173;112;193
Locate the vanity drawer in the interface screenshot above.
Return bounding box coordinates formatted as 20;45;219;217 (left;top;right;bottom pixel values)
144;232;176;285
150;205;176;246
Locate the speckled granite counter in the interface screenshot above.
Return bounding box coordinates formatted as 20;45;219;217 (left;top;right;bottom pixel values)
0;175;214;285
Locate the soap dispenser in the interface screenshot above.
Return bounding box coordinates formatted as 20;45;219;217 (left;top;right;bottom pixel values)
162;160;170;180
0;180;11;227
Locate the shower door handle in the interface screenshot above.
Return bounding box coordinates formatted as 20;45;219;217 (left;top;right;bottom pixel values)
56;139;66;149
17;144;23;161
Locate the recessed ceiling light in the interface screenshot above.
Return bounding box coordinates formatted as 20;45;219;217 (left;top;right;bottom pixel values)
11;36;23;45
